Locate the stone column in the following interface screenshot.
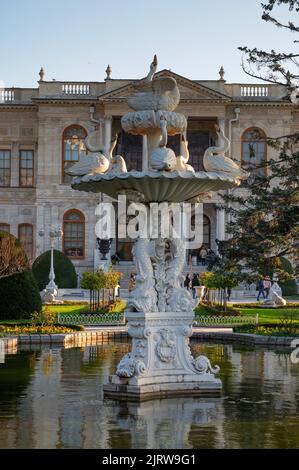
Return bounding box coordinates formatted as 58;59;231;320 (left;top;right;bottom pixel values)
142;135;148;171
10;142;19;187
36;203;45;256
104;115;112;155
216;208;225;241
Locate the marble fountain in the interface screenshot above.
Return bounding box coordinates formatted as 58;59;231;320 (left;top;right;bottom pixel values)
68;56;247;400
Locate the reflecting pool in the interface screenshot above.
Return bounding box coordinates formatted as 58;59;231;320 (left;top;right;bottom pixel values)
0;341;298;449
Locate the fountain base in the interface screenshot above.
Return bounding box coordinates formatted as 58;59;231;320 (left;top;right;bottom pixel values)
103;310;221;401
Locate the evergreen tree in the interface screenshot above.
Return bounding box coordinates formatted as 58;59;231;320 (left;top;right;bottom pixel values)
214;1;299;281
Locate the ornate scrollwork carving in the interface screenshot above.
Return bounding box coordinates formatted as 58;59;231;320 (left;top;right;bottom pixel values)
116;353;146;378
193;355;220;375
155;328;177;363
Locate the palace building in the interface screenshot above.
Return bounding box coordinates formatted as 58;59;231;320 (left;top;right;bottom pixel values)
0;66;298;284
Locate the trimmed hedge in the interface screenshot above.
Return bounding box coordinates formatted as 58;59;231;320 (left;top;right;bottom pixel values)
0;269;42;319
32;249;77;291
280;257;297;296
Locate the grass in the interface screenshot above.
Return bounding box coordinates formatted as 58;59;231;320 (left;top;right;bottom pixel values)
43;304;87;314
237;307;299;324
0;299;127;325
194;302;299;325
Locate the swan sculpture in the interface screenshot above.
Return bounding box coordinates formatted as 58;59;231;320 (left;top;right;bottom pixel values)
149;115;177;171
203;124;249;181
108;155;128;174
127;55;180;112
175;135;194;172
65;134;118;176
65;151;110;176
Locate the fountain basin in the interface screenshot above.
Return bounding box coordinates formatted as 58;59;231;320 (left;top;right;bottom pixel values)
72;170;240;203
121;110;187;135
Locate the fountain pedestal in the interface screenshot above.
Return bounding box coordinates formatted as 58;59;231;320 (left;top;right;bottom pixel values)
103;310;221;401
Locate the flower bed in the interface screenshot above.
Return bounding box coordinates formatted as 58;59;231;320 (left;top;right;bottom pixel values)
234;324;299;337
0;323;84;335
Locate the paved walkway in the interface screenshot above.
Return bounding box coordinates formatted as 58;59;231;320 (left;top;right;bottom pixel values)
85;326;233;333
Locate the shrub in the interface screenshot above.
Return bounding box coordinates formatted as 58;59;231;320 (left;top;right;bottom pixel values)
0;231;29;279
279;257;298;296
32;249;77;291
0;269;42;319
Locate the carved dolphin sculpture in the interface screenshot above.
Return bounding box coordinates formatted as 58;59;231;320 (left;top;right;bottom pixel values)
203;125;249;180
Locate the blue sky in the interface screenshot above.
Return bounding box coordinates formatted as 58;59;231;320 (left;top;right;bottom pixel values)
0;0;296;87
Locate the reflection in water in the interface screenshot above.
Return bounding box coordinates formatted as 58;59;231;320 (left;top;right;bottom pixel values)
0;341;298;449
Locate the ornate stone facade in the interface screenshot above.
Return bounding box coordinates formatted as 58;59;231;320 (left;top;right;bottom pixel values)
0;69;298;280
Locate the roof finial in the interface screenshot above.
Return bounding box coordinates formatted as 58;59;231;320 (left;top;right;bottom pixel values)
219;66;225;81
105;64;112;80
39;67;45;82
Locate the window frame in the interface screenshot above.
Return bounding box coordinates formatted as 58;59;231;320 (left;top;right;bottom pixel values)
241;127;267;176
19;149;34;187
18;223;34;260
63;209;85;259
0;149;11;187
0;223;10;233
61;125;87;184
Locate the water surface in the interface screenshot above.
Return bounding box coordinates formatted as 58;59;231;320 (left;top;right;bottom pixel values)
0;341;298;449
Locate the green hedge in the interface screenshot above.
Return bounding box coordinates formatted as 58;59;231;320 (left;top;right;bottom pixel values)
0;269;42;319
32;249;77;291
280;257;297;296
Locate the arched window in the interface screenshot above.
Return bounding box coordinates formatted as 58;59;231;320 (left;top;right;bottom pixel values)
203;215;211;248
0;223;10;233
18;223;33;260
242;128;267;176
62;125;87;183
63;209;85;258
190;214;211;248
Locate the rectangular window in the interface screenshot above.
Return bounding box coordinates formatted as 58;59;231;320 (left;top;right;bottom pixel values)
18;224;33;260
19;150;34;187
0;224;10;233
0;150;11;187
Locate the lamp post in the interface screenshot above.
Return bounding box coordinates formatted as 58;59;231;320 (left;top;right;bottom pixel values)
39;227;63;302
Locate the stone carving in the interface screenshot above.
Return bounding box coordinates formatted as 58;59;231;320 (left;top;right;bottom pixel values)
175;135;195;172
193;355;220;375
121;110;187;137
152;239;167;312
149;116;177;171
108;155;128;174
127;238;158;312
271;291;287;306
203;124;249;181
128;55;180;112
67;132;128;177
165;237;196;312
65;152;109;176
155;329;177;363
116;353;146;378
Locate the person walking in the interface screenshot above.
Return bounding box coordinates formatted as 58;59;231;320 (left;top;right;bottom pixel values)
191;273;200;299
227;287;232;301
184;274;191;290
199;245;208;266
263;275;272;299
256;277;265;301
128;273;136;293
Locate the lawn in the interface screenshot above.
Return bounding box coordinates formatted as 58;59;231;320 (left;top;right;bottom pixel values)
43;304;87;314
237;307;299;324
194;303;299;325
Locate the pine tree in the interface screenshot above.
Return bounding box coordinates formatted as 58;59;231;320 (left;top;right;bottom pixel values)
214;0;299;281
